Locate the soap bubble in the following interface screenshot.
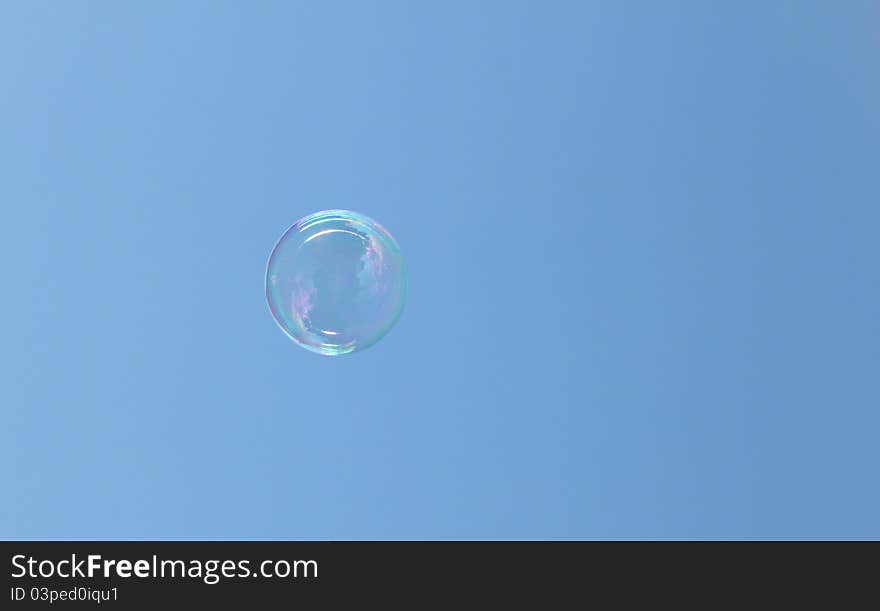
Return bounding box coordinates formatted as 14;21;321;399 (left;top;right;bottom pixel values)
266;210;407;356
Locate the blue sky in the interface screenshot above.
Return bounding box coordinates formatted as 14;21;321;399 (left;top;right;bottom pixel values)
2;1;878;539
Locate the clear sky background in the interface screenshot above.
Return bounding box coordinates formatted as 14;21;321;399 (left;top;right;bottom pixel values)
2;1;878;539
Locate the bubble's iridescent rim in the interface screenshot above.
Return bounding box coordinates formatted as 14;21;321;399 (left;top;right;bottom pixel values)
265;209;408;356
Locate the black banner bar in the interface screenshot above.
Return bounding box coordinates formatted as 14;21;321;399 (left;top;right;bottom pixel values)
0;541;871;607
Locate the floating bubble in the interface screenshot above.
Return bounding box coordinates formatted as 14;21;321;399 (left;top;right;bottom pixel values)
265;210;407;356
